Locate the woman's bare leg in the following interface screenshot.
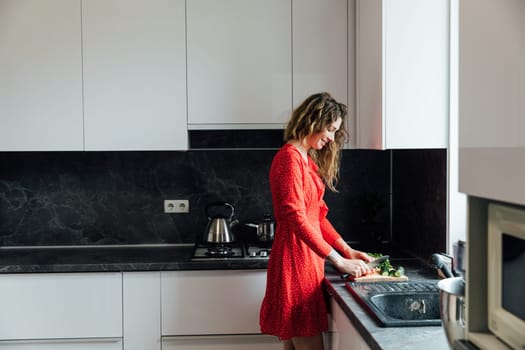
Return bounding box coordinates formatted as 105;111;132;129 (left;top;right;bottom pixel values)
284;339;295;350
290;334;324;350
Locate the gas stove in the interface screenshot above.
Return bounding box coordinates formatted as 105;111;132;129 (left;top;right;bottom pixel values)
244;243;272;259
191;242;271;261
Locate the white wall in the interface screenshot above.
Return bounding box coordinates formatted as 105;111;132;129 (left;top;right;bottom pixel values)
447;0;467;254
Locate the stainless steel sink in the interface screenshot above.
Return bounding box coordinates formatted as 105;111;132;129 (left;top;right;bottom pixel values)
346;280;442;327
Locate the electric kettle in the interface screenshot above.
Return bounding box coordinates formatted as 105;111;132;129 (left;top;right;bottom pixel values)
203;202;238;244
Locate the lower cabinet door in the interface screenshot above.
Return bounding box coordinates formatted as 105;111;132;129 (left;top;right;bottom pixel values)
330;298;371;350
0;273;122;340
161;334;281;350
0;338;122;350
161;270;267;335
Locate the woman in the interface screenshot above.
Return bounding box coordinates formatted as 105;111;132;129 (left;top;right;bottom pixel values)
260;92;374;350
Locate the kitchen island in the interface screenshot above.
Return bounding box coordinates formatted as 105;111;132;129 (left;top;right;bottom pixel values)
0;245;450;350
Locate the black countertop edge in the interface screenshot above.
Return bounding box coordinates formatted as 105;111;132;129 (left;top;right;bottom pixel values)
0;245;268;274
323;264;450;350
0;261;269;274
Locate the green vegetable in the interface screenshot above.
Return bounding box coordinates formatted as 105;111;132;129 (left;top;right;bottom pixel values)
394;266;405;277
368;253;405;278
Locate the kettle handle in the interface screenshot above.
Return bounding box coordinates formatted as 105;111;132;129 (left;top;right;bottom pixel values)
205;201;235;219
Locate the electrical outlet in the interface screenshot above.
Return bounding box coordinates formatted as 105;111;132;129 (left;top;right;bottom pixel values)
164;199;189;213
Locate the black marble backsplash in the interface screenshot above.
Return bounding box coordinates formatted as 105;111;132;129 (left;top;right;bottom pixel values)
0;148;445;256
392;149;447;260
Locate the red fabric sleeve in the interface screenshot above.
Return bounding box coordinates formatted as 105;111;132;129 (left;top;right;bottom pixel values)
320;213;343;247
270;149;334;258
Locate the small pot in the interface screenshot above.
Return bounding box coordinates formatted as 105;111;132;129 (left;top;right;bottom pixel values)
245;215;275;242
438;277;466;349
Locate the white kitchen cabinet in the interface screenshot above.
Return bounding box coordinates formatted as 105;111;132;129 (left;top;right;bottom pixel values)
162;335;281;350
329;298;371;350
347;0;357;147
292;0;348;108
123;272;161;350
0;0;83;151
355;0;449;149
161;270;266;335
160;270;281;349
82;0;187;150
186;0;292;129
0;339;122;350
458;0;525;205
0;273;122;341
293;0;354;147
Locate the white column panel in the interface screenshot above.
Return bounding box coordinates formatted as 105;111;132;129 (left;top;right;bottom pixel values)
123;272;161;350
458;0;525;205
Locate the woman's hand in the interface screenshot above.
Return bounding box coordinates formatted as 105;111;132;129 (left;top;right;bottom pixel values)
336;258;373;278
327;249;373;277
347;248;374;263
329;239;376;277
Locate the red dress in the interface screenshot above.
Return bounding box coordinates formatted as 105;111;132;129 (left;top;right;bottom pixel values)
260;144;342;340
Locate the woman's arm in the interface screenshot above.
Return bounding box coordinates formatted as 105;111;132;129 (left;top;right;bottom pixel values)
332;238;374;262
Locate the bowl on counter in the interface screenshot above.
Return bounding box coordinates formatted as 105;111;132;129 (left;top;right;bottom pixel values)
437;277;465;349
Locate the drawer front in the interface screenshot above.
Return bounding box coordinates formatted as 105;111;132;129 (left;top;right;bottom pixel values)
0;273;122;340
162;334;281;350
0;338;122;350
161;270;267;335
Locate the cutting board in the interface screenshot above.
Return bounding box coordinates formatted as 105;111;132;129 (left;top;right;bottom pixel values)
350;272;408;282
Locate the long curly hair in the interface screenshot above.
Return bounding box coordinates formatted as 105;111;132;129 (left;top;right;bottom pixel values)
284;92;348;192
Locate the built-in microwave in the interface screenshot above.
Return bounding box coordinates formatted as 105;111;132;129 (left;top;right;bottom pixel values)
487;203;525;350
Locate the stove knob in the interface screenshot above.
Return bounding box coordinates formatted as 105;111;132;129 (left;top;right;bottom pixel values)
260;250;268;257
249;251;257;257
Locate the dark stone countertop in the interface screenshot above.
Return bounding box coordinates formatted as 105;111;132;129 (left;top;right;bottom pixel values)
324;259;451;350
0;244;268;273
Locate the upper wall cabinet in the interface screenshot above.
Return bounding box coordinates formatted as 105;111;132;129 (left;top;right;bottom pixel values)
458;0;525;205
186;0;292;130
292;0;348;108
82;0;187;150
0;0;83;151
355;0;449;149
292;0;352;146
